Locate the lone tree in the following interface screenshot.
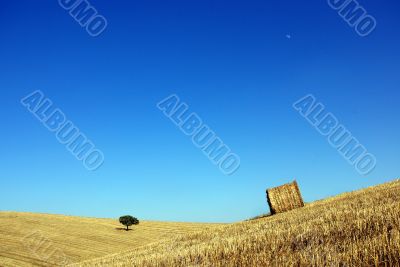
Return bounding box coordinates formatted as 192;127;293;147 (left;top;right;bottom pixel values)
119;215;139;231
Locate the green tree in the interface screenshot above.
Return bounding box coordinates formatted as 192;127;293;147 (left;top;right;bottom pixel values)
119;215;139;231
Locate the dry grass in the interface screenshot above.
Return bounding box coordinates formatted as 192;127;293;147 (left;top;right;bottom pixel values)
74;179;400;267
0;212;223;266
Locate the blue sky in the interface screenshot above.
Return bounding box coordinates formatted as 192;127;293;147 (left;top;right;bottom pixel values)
0;0;399;222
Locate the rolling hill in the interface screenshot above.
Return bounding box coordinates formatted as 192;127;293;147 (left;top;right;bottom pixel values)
75;179;400;267
0;212;222;266
1;179;399;266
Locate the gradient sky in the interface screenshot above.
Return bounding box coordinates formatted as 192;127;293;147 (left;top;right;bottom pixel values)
1;0;399;222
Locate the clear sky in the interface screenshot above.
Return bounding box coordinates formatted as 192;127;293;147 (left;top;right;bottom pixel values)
1;0;399;222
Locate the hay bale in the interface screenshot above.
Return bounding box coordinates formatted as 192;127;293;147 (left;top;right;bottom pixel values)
266;180;304;214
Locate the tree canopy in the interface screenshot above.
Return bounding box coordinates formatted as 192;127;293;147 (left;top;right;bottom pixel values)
119;215;139;231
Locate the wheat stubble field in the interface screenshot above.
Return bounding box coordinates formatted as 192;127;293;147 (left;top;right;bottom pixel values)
0;213;222;266
1;179;399;267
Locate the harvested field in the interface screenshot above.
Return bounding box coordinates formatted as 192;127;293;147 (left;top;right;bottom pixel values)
1;179;399;266
75;179;400;267
0;212;223;266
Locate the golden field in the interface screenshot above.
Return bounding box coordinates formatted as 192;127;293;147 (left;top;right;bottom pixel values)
75;179;400;267
0;179;399;267
0;212;222;266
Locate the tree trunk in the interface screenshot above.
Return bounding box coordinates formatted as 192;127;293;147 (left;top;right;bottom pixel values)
126;225;129;231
